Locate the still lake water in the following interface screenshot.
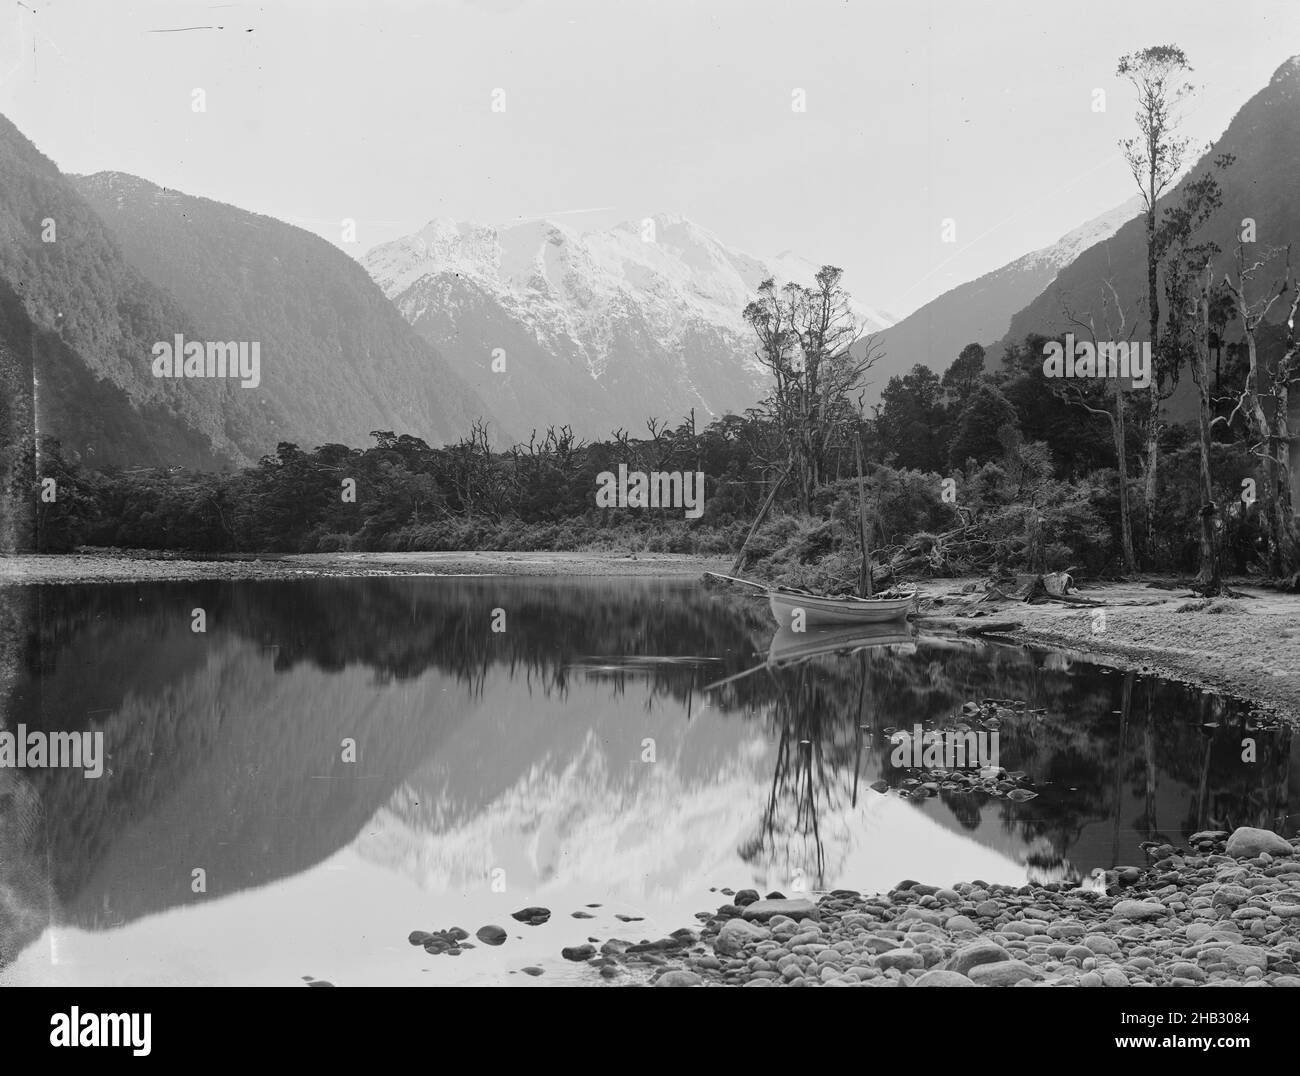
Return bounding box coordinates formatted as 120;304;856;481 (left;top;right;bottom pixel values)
0;576;1296;986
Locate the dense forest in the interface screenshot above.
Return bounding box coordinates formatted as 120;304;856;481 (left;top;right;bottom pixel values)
12;307;1277;589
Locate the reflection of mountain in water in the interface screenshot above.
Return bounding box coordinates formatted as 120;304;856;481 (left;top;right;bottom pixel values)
1;576;1295;973
0;577;766;962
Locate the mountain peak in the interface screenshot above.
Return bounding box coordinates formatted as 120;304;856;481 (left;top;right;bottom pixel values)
610;211;712;241
77;170;161;193
1270;55;1300;85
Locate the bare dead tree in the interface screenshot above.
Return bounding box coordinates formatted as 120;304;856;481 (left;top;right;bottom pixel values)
744;267;882;514
1059;278;1139;573
1180;256;1224;593
1159;165;1231;591
1219;243;1298;575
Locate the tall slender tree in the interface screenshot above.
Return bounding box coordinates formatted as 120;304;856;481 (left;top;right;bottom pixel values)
1117;44;1195;560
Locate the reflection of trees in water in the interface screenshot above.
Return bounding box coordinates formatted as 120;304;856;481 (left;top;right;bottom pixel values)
1181;697;1294;837
724;638;1296;886
11;578;772;718
736;661;848;889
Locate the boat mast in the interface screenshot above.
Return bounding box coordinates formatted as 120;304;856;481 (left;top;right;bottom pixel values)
855;432;874;597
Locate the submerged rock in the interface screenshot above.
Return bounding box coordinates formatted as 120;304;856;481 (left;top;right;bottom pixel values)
475;925;507;946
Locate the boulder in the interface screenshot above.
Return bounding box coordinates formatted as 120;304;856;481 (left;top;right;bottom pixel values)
1225;827;1294;859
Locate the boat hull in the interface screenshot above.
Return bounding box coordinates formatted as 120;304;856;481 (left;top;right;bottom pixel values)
768;590;914;628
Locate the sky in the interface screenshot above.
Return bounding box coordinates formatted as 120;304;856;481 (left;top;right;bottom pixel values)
1;0;1296;318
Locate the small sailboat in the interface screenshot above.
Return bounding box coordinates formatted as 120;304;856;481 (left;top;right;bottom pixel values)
767;585;916;628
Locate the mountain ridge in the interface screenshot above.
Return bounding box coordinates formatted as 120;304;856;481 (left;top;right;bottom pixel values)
863;196;1144;396
364;211;894;438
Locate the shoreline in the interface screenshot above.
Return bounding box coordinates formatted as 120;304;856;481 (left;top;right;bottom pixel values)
914;577;1300;725
607;829;1300;987
4;553;1300;721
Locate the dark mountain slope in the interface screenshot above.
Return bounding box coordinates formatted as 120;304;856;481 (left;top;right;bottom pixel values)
0;114;243;470
74;172;506;450
998;57;1300;365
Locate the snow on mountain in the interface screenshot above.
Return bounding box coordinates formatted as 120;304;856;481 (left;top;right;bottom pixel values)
863;195;1144;398
363;212;893;439
1010;196;1145;277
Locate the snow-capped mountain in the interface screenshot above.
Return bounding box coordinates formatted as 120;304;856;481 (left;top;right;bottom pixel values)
363;213;894;440
863;196;1144;397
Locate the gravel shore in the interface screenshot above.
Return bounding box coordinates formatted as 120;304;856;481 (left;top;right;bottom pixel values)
595;828;1300;987
0;550;730;585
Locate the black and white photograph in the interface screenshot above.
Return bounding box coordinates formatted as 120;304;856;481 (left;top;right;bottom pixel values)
2;0;1299;1045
